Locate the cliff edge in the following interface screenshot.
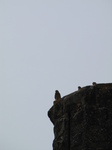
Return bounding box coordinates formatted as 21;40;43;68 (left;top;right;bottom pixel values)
48;83;112;150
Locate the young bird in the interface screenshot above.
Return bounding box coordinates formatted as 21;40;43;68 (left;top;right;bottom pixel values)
78;86;81;91
92;82;96;86
54;90;61;100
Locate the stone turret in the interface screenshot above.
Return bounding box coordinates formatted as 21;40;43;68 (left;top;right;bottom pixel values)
48;83;112;150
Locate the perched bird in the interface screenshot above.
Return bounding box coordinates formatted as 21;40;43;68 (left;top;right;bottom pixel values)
54;90;61;100
78;86;81;91
92;82;96;86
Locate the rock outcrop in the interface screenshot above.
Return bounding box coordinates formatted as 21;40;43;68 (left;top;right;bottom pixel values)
48;83;112;150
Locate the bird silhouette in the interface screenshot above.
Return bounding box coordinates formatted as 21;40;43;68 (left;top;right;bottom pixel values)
54;90;61;100
92;82;96;86
78;86;81;91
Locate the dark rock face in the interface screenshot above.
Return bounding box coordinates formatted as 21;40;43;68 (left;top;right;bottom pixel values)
48;83;112;150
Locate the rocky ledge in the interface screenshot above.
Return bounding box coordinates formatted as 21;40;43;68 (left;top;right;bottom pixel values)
48;83;112;150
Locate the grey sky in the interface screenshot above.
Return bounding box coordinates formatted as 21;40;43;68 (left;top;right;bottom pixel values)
0;1;112;150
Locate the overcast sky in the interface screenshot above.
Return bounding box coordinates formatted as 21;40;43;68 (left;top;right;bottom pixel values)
0;1;112;150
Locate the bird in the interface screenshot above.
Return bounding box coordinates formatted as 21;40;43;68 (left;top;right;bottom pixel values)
78;86;81;91
54;90;61;100
92;82;96;86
